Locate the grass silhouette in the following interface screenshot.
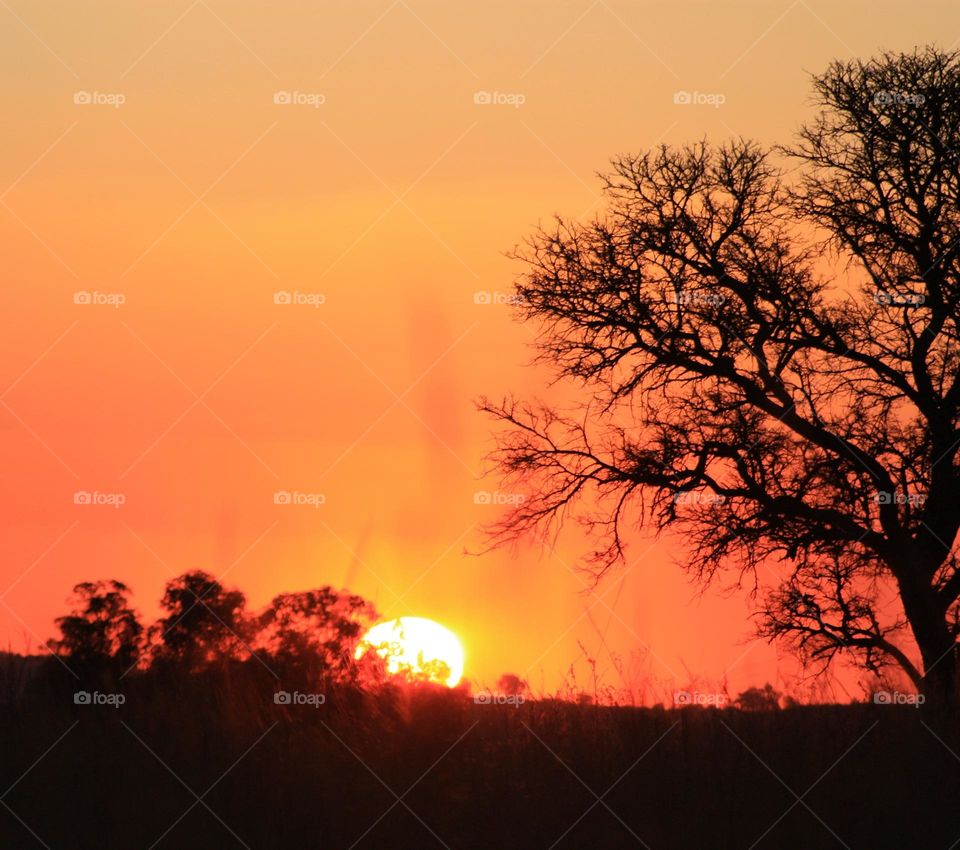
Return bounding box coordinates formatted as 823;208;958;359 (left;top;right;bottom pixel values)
2;654;959;848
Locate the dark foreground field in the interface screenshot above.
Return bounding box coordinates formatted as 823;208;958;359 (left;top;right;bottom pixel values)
2;661;959;849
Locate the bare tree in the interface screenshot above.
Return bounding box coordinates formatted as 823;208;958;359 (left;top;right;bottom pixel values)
481;47;960;704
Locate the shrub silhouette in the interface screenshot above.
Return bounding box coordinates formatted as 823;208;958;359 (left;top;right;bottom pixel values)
736;683;782;711
498;673;529;696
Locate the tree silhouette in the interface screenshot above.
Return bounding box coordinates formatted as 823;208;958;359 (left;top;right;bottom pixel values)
256;587;378;681
482;47;960;703
497;673;529;697
735;683;782;712
50;580;143;671
152;570;251;670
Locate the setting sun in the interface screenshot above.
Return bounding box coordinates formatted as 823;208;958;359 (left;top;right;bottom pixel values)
356;617;465;688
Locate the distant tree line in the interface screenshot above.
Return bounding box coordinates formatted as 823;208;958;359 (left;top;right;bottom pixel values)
47;571;380;685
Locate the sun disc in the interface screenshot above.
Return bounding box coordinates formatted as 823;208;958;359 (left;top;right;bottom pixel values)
356;617;464;687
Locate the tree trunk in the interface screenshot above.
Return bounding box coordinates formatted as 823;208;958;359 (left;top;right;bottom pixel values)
893;571;958;706
920;643;959;707
910;606;959;707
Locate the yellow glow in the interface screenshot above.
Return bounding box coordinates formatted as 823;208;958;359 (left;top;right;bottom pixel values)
356;617;465;687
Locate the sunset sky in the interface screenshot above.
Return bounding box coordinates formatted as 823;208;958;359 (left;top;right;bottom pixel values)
2;0;957;700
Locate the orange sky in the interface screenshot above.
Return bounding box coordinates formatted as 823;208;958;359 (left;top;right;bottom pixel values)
1;0;957;701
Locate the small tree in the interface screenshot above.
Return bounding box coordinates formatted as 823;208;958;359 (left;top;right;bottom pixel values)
497;673;529;697
482;47;960;705
736;683;782;712
51;580;143;671
152;571;251;670
256;587;378;682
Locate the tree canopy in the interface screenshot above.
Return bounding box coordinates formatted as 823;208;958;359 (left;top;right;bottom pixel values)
482;46;960;703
